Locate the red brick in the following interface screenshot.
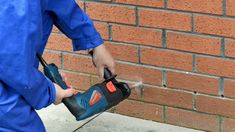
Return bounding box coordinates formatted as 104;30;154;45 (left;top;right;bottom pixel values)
226;0;235;16
113;0;164;8
194;15;235;38
116;63;162;85
166;107;219;132
141;47;193;71
224;79;235;98
46;34;73;52
196;95;235;117
115;100;163;122
94;22;109;40
86;2;135;25
112;24;162;47
63;71;91;91
222;118;235;132
105;42;138;63
52;26;60;33
42;51;61;68
75;0;84;10
63;54;96;74
225;39;235;58
167;31;221;56
95;0;111;1
142;86;193;109
167;71;219;95
139;9;192;31
196;56;235;78
168;0;223;15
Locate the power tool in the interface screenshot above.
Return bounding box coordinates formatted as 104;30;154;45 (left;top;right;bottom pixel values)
36;52;131;121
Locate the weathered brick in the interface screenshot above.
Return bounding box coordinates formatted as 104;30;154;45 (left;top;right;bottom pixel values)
112;24;162;47
225;39;235;58
139;9;192;31
168;0;223;15
167;71;219;95
166;107;219;132
196;95;235;117
196;56;235;78
115;100;163;122
116;63;162;85
94;22;109;40
142;86;193;109
194;15;235;38
226;0;235;16
167;31;221;56
105;42;138;63
43;51;62;68
222;118;235;132
63;71;91;91
46;34;73;52
63;54;96;74
86;2;136;25
224;79;235;98
52;26;60;33
141;47;193;71
113;0;164;8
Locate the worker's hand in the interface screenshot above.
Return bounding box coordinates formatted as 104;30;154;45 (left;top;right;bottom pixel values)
53;83;78;105
92;44;115;79
53;72;79;105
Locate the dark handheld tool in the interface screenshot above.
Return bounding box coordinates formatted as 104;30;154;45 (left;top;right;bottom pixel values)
36;52;131;121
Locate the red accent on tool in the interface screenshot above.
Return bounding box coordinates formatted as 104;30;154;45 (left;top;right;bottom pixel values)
89;90;102;106
106;81;116;93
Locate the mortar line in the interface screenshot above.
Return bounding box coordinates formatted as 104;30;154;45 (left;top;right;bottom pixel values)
83;0;86;12
219;116;223;132
138;45;142;64
219;77;224;97
135;6;139;26
61;52;64;69
223;0;226;16
108;24;113;41
192;93;197;111
163;106;167;123
164;0;168;9
192;54;197;73
191;13;194;32
162;30;167;48
221;38;226;57
162;70;167;88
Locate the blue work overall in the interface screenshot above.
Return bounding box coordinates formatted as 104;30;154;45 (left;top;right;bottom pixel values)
0;0;103;131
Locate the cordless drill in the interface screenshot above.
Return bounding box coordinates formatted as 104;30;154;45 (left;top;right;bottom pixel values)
36;52;131;121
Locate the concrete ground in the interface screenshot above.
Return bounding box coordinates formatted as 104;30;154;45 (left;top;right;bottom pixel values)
37;104;204;132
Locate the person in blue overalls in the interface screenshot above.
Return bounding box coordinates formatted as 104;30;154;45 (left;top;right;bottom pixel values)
0;0;115;131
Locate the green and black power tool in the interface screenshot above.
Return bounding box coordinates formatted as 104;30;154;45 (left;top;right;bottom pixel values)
36;52;131;121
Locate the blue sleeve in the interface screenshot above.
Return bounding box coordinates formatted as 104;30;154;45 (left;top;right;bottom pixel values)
46;0;104;51
0;1;56;110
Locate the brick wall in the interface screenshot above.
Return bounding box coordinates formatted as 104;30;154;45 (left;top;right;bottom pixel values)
44;0;235;131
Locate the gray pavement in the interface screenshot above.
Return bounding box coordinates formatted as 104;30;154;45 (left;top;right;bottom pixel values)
37;104;204;132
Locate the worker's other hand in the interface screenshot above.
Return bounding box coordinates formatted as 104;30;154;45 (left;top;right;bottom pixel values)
53;72;79;105
53;83;78;105
92;44;115;79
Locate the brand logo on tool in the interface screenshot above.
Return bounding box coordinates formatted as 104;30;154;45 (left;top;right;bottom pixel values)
89;90;102;106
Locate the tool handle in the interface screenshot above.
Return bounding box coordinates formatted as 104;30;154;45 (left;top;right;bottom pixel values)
36;54;84;118
44;64;85;118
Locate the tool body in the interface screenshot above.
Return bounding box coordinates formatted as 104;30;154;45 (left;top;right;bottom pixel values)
36;53;131;121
